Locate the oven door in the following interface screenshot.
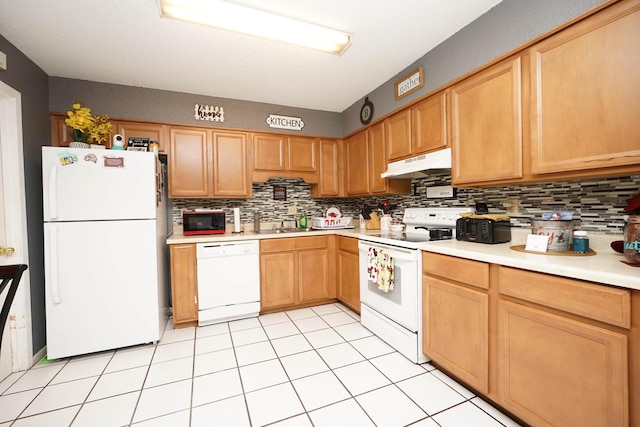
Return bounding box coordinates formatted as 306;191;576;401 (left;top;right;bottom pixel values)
358;240;421;331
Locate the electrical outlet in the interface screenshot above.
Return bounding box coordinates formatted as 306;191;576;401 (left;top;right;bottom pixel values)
505;199;519;215
287;206;298;215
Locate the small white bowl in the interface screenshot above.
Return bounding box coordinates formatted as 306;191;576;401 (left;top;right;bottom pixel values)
390;223;404;232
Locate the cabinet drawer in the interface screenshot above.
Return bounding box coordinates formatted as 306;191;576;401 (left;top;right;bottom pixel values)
422;252;489;290
260;236;328;253
337;236;358;254
498;266;631;328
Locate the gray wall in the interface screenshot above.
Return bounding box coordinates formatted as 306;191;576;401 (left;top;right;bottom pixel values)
49;78;343;138
0;35;49;355
342;0;607;135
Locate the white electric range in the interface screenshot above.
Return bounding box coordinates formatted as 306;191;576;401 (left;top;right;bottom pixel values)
358;207;473;363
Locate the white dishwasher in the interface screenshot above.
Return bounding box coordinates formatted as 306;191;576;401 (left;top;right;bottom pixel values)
196;240;260;326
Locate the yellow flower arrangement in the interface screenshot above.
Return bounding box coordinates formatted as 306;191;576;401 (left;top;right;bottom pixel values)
65;102;113;145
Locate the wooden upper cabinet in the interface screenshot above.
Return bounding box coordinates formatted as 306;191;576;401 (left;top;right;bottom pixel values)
411;91;448;155
368;122;388;194
345;130;370;196
253;133;286;172
169;126;250;198
251;133;318;182
212;130;252;198
169;127;211;198
530;0;640;175
385;110;412;161
311;139;343;198
288;136;316;172
115;121;168;153
50;114;74;147
451;55;523;185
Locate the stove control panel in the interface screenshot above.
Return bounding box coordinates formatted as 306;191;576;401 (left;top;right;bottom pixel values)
403;207;473;227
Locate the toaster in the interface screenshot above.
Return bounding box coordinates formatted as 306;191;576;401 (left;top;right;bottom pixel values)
456;217;511;244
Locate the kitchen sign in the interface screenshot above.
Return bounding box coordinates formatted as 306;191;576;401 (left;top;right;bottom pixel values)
266;114;305;131
394;67;424;100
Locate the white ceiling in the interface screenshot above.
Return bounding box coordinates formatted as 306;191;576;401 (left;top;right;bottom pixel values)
0;0;502;113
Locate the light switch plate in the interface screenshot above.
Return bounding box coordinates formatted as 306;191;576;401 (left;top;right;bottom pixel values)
287;206;298;215
0;51;6;71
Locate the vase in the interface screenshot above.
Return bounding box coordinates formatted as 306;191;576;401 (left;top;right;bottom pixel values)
69;141;90;149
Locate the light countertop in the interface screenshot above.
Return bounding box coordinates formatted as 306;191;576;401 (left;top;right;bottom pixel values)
167;226;640;291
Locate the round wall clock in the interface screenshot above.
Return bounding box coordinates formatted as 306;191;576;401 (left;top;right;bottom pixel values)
360;97;374;125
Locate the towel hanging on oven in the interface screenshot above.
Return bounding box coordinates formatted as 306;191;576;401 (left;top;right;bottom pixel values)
376;249;395;292
367;247;379;282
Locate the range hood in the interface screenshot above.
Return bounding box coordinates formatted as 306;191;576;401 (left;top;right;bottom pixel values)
381;148;452;179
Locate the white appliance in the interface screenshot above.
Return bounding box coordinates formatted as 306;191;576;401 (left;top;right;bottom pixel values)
42;146;169;359
381;148;452;179
196;240;260;325
359;207;472;363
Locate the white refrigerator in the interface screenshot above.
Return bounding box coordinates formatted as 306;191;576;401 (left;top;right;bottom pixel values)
42;146;169;359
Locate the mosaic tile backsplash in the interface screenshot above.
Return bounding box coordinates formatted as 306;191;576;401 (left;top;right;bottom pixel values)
172;174;640;235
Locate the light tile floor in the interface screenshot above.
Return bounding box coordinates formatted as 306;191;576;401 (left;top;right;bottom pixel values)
0;303;522;426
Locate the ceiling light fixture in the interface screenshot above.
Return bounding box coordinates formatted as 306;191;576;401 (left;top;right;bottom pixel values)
158;0;351;55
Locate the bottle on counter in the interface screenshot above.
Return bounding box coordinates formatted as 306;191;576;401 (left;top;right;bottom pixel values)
572;230;589;253
254;211;261;232
299;212;307;229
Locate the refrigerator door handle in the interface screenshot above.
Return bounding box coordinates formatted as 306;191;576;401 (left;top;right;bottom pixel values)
48;165;58;219
48;227;62;305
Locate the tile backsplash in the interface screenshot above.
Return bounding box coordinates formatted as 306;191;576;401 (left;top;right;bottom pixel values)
172;174;640;235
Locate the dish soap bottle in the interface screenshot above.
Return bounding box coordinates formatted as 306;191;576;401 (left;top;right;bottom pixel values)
299;212;307;229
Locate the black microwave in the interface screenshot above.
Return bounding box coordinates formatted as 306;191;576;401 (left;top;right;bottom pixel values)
182;210;226;235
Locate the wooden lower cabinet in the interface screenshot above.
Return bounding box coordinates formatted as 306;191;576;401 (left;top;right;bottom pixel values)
422;252;636;427
422;253;490;393
260;236;336;312
169;244;198;328
336;236;360;313
497;300;627;427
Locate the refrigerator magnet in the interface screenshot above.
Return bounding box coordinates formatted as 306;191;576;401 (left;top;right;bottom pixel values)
57;151;78;166
103;156;125;168
83;153;97;163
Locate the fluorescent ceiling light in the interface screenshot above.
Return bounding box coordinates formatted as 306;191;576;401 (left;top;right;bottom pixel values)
158;0;351;55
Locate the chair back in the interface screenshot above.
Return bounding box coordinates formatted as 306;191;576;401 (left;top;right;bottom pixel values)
0;264;28;351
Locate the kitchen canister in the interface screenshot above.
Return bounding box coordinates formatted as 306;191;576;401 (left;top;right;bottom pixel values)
380;214;392;231
624;215;640;265
572;230;589;253
530;219;574;251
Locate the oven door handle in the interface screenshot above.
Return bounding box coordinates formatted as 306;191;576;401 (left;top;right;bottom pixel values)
358;241;419;261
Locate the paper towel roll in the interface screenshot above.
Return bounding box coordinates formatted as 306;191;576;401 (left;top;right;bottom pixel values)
233;208;241;232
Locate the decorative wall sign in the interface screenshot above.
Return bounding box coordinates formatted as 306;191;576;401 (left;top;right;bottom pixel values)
359;97;374;125
273;185;287;200
266;114;305;131
195;104;225;122
394;67;424;100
